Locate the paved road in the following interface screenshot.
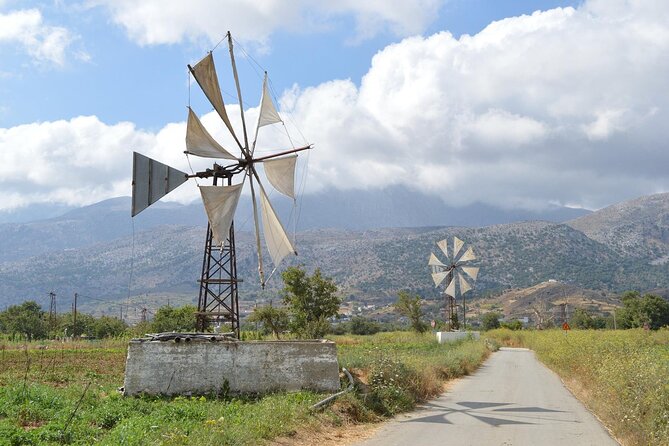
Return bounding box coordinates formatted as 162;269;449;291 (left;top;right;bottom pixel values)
354;348;618;446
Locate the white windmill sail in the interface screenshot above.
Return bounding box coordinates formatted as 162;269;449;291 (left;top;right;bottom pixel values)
428;252;445;267
432;271;449;287
461;266;479;281
251;73;283;155
445;276;456;297
437;239;448;258
259;182;296;267
458;273;472;294
453;236;464;258
189;53;241;149
263;155;297;199
459;247;476;263
258;74;282;128
199;183;244;245
185;108;237;159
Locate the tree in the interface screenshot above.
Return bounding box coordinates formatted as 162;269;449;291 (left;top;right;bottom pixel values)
0;301;47;340
92;316;128;338
150;305;198;333
349;316;381;335
500;320;523;330
617;291;669;329
481;312;501;331
247;305;289;339
570;308;595;329
395;291;428;333
281;266;341;338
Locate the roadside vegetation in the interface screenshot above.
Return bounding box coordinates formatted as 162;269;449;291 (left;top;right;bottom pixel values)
487;328;669;445
0;331;489;445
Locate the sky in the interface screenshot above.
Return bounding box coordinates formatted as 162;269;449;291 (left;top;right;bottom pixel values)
1;0;668;216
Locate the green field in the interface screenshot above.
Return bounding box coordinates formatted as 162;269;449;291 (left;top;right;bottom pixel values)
0;333;489;445
487;328;669;446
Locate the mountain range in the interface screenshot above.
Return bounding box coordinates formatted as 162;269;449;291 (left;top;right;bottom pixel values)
1;189;669;316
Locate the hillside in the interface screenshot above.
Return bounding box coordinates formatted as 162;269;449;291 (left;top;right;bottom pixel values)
568;192;669;261
2;192;669;315
472;281;620;324
0;188;589;263
2;220;667;314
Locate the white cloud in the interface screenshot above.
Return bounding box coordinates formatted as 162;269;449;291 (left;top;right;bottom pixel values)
89;0;444;46
2;0;669;213
0;8;74;66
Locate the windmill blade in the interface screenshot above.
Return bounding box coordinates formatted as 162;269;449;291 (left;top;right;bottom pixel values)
227;34;250;154
248;172;266;286
458;272;472;294
431;271;449;287
257;73;282;128
453;236;464;258
188;53;243;151
199;183;244;245
437;239;448;258
461;266;479;281
263;154;297;199
428;252;446;267
132;152;187;217
458;247;476;263
185;107;237;160
257;175;297;267
445;276;456;297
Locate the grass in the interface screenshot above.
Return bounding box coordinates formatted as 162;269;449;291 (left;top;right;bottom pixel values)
487;328;669;446
0;333;490;445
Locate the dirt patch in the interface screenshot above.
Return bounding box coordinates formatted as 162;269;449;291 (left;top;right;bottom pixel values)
270;422;382;446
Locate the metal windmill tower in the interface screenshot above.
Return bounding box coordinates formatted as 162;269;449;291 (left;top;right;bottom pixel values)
131;32;310;338
428;236;479;330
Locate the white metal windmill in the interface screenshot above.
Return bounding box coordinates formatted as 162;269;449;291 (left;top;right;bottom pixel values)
428;236;479;330
131;32;310;336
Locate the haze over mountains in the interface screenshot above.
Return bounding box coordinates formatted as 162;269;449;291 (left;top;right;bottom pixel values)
2;189;669;315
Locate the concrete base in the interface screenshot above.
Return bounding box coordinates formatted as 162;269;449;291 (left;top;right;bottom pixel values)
123;338;340;396
436;331;480;344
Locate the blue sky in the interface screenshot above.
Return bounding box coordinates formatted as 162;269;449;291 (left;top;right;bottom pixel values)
1;0;668;215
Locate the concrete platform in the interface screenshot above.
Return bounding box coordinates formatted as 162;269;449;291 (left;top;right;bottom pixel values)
123;337;340;396
436;331;480;343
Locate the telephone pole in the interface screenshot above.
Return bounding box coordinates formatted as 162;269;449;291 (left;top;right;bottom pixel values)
72;293;78;337
48;291;57;331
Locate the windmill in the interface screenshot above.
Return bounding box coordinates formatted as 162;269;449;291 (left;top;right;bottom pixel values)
131;32;310;338
428;236;479;330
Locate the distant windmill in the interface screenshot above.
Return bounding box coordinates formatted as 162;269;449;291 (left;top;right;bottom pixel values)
131;32;310;337
428;236;479;330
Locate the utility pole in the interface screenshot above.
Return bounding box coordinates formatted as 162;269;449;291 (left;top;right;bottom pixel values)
48;291;57;331
72;293;78;337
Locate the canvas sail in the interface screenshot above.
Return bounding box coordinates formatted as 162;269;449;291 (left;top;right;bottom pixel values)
461;266;479;281
259;183;296;267
459;247;476;263
458;273;472;294
263;155;297;199
199;183;244;245
431;271;449;287
189;53;240;147
437;239;448;258
428;252;446;267
185;108;237;159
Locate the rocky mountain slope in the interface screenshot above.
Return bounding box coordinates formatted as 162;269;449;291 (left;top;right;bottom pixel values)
2;192;669;313
568;192;669;261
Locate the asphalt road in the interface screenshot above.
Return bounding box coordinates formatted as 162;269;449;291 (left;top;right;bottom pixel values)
353;347;619;446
